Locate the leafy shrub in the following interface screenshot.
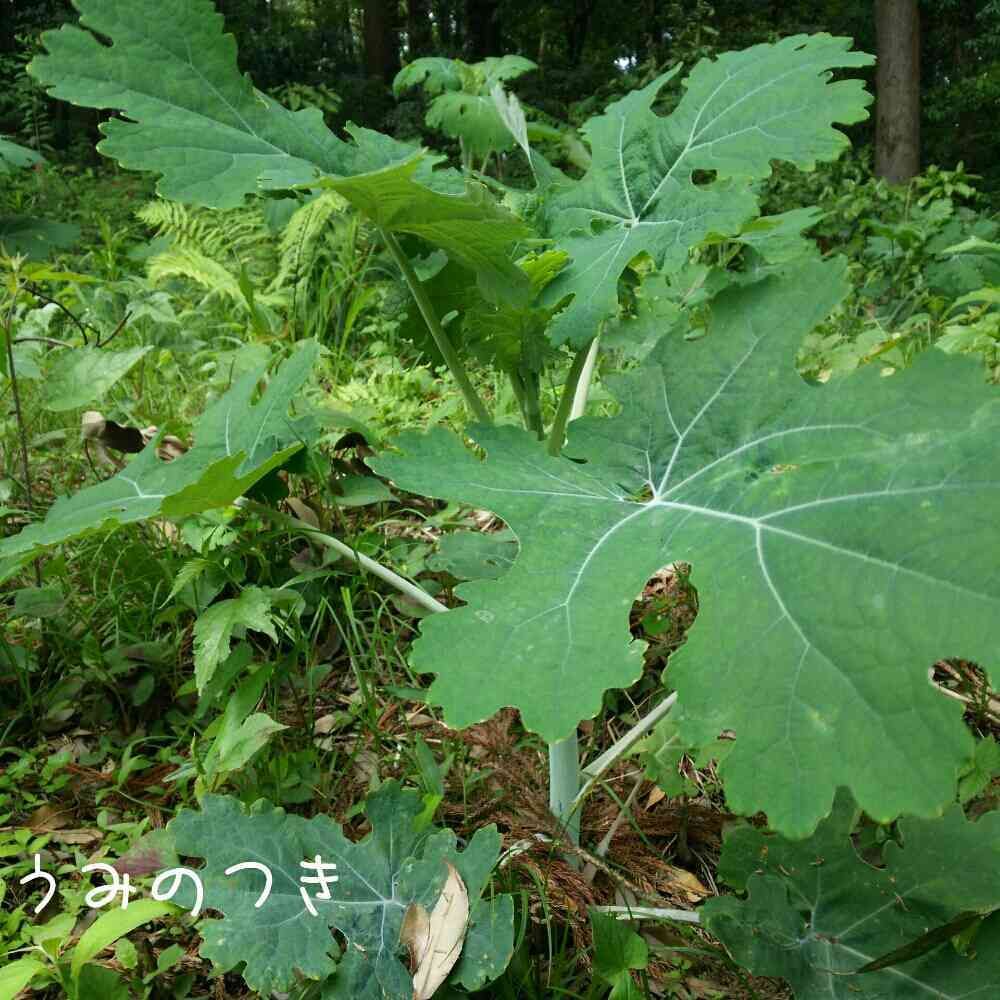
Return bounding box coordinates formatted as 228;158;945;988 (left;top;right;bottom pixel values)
5;2;998;996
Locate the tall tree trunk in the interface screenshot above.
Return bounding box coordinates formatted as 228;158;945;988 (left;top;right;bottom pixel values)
0;12;15;56
407;0;434;57
310;0;354;66
363;0;401;82
950;0;978;164
433;0;453;50
875;0;921;183
465;0;501;59
635;0;661;64
566;0;594;65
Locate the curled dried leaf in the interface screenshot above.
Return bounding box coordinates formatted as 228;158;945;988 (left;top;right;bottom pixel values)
401;901;431;972
405;861;470;999
286;496;320;528
79;410;187;461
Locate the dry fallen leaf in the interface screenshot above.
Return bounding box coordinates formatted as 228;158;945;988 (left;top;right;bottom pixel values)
313;714;340;736
352;749;380;786
312;713;341;751
154;432;187;461
27;803;73;832
286;497;320;529
48;828;102;846
661;864;710;903
80;411;187;462
614;885;641;910
402;861;470;999
401;902;431;970
405;712;435;729
149;519;179;543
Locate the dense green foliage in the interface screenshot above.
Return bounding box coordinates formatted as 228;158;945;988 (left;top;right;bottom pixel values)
376;260;1000;835
705;791;1000;996
8;1;1000;188
3;2;1000;999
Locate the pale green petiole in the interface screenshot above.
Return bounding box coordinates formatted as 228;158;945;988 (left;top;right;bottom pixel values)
548;736;582;847
542;340;598;846
380;227;492;425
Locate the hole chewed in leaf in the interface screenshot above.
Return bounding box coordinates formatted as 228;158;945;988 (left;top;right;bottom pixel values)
630;562;698;670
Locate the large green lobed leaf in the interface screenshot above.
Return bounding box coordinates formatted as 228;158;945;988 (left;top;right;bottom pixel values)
169;783;512;998
539;35;874;346
703;790;1000;997
29;0;349;207
29;0;530;300
372;258;1000;836
427;91;517;158
44;346;150;411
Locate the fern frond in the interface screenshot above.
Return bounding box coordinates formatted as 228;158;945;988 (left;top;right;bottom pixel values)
138;198;277;281
147;245;244;303
138;201;213;248
271;191;346;293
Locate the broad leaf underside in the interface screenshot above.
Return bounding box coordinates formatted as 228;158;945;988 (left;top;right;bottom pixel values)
29;0;530;300
703;791;1000;997
0;217;80;258
540;34;874;345
373;259;1000;836
0;136;44;172
29;0;347;207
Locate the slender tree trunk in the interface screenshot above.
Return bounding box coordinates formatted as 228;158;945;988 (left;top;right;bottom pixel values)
645;0;664;64
875;0;921;183
310;0;354;66
635;0;661;64
407;0;434;57
566;0;594;65
951;0;978;164
363;0;401;82
465;0;501;59
433;0;453;50
0;16;15;56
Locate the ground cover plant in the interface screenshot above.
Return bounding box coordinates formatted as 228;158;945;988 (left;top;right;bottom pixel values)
2;0;1000;998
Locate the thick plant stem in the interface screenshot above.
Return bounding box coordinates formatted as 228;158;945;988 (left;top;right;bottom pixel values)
545;339;594;457
380;228;491;424
507;369;528;426
522;370;544;438
240;500;448;615
548;736;581;847
542;344;595;847
507;369;542;439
